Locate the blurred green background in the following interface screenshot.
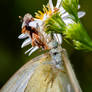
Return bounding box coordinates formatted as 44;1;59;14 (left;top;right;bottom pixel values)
0;0;92;91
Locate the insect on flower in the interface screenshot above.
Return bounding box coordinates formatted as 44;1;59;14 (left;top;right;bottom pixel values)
18;13;49;55
0;0;85;92
18;11;62;56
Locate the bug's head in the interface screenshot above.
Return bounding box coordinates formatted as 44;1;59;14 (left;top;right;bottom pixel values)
21;13;34;28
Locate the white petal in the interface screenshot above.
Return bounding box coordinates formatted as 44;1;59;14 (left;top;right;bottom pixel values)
21;38;32;48
78;5;80;9
25;47;34;54
18;34;28;39
57;34;62;44
63;18;74;25
28;46;39;56
43;14;48;21
78;11;86;18
61;12;69;19
29;21;37;28
56;0;61;8
59;7;66;14
54;34;62;44
49;0;54;11
54;33;59;42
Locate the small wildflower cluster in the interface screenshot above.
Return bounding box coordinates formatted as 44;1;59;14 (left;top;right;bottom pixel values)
19;0;92;55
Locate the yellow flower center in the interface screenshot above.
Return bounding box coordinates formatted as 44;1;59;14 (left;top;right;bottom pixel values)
35;5;53;20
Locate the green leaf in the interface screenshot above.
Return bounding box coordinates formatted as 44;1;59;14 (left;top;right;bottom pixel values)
44;12;66;34
62;0;79;22
63;23;92;51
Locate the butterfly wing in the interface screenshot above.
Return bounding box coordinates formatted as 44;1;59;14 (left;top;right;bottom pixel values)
1;52;79;92
0;55;44;92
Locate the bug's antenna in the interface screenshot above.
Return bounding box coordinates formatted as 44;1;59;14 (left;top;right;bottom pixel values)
19;16;23;22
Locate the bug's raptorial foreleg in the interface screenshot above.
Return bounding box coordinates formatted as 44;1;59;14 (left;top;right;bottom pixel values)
43;64;65;88
44;66;56;88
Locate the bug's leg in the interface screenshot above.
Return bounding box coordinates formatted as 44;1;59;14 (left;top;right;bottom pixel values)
47;74;55;88
44;65;65;88
44;72;55;87
44;73;50;82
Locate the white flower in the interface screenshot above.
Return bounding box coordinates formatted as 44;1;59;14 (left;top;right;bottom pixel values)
18;0;85;55
49;0;85;25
